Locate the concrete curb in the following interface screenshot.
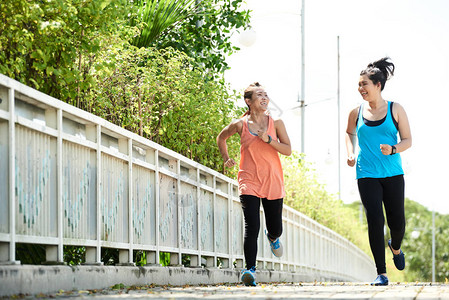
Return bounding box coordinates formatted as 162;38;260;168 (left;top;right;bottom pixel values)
0;265;317;296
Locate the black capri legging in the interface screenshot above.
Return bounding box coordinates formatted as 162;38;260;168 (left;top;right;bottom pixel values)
358;175;406;275
240;195;283;269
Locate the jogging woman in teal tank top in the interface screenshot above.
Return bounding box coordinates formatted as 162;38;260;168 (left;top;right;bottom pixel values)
345;57;412;286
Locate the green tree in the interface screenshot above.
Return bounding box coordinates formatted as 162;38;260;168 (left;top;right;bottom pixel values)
0;0;128;105
401;199;449;282
1;0;246;176
155;0;251;75
2;0;248;266
130;0;199;48
88;44;244;176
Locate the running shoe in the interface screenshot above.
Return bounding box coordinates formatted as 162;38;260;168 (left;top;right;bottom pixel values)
388;239;405;270
265;229;283;257
241;266;256;286
371;274;389;286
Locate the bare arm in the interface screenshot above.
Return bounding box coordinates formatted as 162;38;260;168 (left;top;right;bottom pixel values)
216;119;242;168
345;107;358;167
258;119;292;156
380;103;412;155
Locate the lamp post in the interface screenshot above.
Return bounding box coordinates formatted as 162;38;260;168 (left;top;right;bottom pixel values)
300;0;305;154
432;208;436;282
337;35;341;200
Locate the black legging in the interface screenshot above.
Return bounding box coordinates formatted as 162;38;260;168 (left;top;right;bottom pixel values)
240;195;283;270
357;175;406;275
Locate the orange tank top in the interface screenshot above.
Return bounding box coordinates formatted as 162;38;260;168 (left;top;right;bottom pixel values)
238;115;285;200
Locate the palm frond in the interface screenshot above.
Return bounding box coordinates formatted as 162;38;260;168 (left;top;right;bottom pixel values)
132;0;199;48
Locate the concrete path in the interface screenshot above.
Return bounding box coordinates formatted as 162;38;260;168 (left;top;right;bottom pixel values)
20;282;449;299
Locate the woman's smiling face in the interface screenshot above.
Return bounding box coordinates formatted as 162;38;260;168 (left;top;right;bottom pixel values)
248;87;269;110
358;74;380;100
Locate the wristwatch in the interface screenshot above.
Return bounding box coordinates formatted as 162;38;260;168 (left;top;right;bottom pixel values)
390;145;396;155
266;135;272;144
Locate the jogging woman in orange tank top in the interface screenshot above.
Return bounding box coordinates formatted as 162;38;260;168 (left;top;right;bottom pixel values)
217;82;291;286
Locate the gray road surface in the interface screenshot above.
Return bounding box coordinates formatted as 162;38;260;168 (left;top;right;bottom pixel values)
10;282;449;300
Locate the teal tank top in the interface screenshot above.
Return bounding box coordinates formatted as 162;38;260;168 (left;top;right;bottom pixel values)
356;101;403;179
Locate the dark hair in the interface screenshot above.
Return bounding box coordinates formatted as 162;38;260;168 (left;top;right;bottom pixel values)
360;57;395;91
244;82;262;100
242;82;263;116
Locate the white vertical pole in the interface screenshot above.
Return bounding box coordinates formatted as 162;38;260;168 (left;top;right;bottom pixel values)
128;138;133;264
96;125;102;263
57;108;63;262
432;209;435;282
155;150;160;265
8;88;16;263
337;36;341;201
196;168;201;267
300;0;306;154
177;160;182;265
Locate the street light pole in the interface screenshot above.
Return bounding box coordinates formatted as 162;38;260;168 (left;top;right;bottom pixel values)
432;208;435;282
300;0;305;154
337;36;341;200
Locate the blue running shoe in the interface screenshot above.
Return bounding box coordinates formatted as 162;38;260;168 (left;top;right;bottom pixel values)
265;230;283;257
388;239;405;270
241;267;256;286
371;274;389;286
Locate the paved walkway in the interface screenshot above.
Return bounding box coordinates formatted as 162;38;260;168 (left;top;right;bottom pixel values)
15;282;449;299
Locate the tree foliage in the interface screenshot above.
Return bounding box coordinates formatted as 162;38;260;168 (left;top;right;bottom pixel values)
87;44;244;175
401;199;449;282
2;0;248;267
0;0;247;176
0;0;127;104
155;0;251;75
130;0;199;48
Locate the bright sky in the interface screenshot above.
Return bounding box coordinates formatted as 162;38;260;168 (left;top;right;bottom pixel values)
225;0;449;214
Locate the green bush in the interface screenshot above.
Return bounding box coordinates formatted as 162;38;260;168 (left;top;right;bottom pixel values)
86;44;244;176
0;0;128;103
401;199;449;282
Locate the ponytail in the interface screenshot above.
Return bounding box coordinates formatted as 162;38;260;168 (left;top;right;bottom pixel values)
361;57;395;91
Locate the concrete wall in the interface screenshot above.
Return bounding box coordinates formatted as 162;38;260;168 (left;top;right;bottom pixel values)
0;265;333;296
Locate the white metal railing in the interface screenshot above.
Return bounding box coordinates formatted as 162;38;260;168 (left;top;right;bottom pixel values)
0;73;376;281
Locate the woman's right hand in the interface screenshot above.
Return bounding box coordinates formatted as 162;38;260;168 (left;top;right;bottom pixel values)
224;158;236;168
347;154;356;167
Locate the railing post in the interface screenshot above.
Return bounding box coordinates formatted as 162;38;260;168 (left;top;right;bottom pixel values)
211;175;216;268
96;124;102;264
233;187;244;269
7;87;17;264
155;149;160;265
53;108;64;264
176;159;182;266
195;168;201;267
128;138;133;264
